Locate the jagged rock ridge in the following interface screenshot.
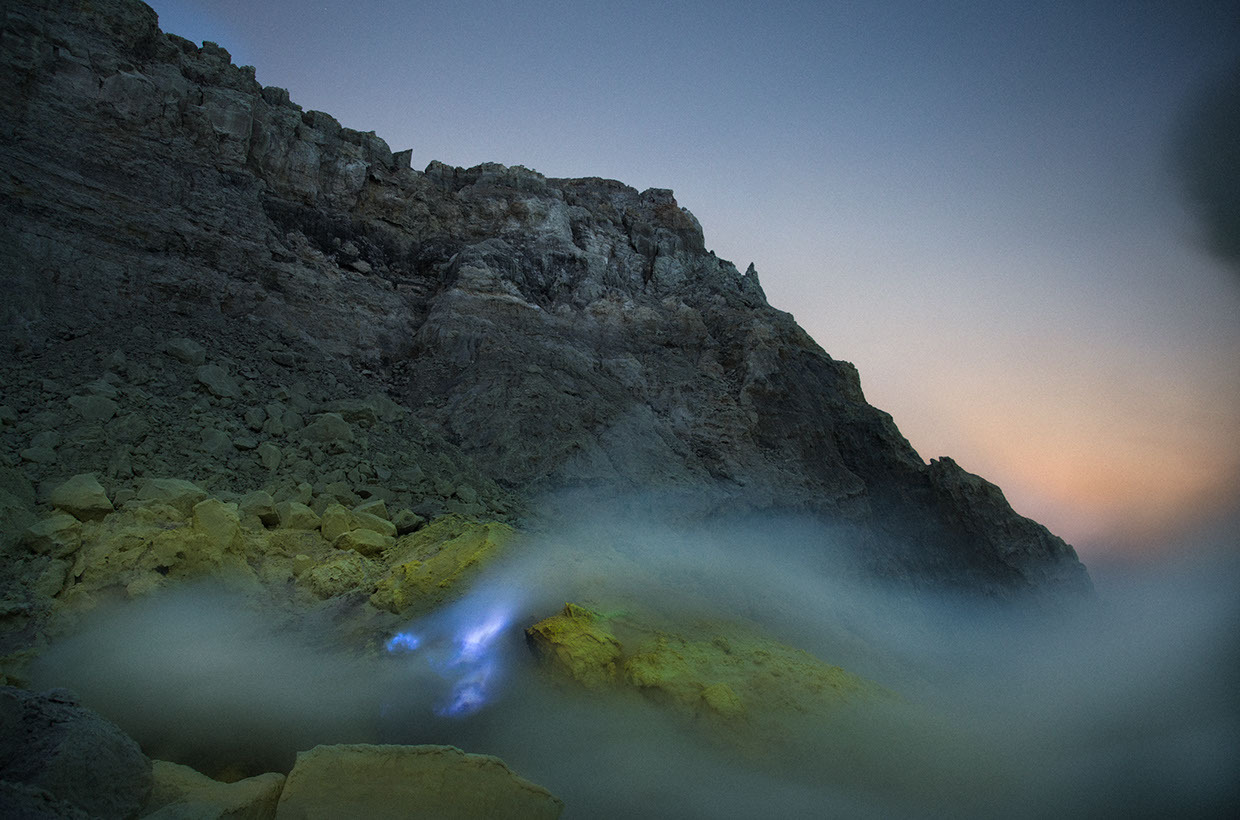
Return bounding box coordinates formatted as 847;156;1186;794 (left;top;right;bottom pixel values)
0;0;1089;596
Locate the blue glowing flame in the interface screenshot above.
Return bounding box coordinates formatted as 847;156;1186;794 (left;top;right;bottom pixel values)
385;632;420;652
383;604;514;717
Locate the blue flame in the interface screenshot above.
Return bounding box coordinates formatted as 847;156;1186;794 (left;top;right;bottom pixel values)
385;632;421;653
383;604;514;718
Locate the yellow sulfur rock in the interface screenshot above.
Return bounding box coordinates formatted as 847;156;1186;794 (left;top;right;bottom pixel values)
22;514;82;558
322;503;397;543
369;515;514;615
524;604;623;690
304;550;374;599
276;501;320;530
191;499;244;555
333;528;393;557
144;760;285;819
525;604;894;737
701;682;745;719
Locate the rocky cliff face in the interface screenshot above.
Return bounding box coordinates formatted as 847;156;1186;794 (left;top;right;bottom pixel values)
0;0;1089;597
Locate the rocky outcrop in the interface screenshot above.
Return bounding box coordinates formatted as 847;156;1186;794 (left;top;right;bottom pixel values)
0;685;153;819
0;0;1089;597
4;477;518;655
274;744;563;819
525;604;893;741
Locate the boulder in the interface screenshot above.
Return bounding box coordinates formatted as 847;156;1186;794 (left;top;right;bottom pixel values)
274;744;562;819
370;516;514;615
50;473;114;521
524;604;623;690
136;479;209;517
191;499;244;555
0;686;152;819
275;501;320;530
195;365;240;399
526;604;894;731
391;509;425;535
67;394;118;422
353;498;389;521
164;338;207;366
22;514;82;558
256;443;281;470
318;503;353;543
143;759;285;819
332;528;393;557
239;490;280;527
19;446;58;464
299;413;352;443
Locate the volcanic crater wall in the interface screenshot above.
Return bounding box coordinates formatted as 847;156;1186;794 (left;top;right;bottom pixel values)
0;0;1089;596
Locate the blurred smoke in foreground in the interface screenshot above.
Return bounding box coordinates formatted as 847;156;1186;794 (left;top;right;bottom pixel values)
1174;58;1240;276
30;501;1240;818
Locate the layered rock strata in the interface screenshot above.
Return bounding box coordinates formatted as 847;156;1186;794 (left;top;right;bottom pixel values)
0;0;1089;596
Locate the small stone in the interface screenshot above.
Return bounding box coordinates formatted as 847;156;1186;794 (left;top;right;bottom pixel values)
164;338;206;365
351;510;396;538
68;394;118;422
136;478;208;517
292;553;316;576
22;514;82;557
200;428;234;457
0;405;17;425
300;412;353;443
244;407;266;430
257;443;281;470
192;498;243;554
276;501;320;530
333;528;393;557
50;473;114;521
454;485;478;504
195;365;240;398
239;490;279;527
19;446;58;464
83;378;118;397
104;350;127;371
320;504;353;542
293;482;314;505
391;509;426;535
354;498;389;521
105;413;151;443
31;431;61;449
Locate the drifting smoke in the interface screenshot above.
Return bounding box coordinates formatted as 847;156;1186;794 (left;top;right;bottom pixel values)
30;497;1240;818
1173;58;1240;276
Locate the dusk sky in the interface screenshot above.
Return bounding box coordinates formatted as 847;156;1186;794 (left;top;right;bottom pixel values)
146;0;1240;562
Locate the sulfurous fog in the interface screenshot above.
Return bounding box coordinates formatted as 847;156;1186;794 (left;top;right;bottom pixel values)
31;498;1240;818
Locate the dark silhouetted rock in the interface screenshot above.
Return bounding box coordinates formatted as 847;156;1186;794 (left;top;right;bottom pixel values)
0;686;152;819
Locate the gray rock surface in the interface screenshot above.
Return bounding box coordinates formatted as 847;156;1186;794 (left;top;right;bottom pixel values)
0;0;1088;596
0;685;152;819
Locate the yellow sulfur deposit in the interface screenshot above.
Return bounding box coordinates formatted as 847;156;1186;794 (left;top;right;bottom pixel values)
370;515;515;615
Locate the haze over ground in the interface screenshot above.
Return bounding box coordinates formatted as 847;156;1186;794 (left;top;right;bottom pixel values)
147;0;1240;563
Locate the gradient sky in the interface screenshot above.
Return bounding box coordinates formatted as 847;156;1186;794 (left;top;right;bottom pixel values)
146;0;1240;561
